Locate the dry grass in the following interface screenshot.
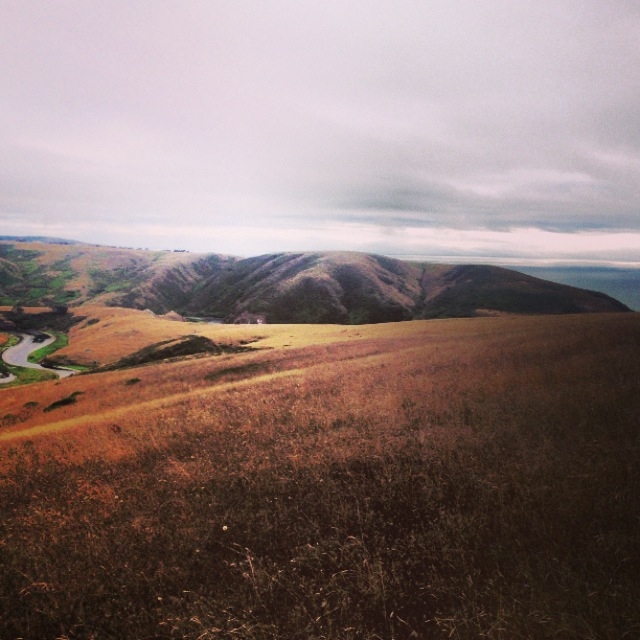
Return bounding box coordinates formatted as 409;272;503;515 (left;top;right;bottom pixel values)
0;311;639;638
0;305;51;313
54;305;419;367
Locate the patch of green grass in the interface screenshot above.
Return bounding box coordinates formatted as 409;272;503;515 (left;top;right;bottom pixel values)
59;364;89;372
27;332;68;364
89;267;138;295
0;246;79;306
2;365;57;386
5;335;20;348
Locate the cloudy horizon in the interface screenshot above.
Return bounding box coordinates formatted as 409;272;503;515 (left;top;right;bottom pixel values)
2;1;640;264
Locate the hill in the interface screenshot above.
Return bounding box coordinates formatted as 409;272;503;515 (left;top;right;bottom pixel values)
0;238;630;322
0;310;639;637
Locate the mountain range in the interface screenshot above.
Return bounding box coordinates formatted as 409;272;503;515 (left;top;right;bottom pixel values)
0;238;631;323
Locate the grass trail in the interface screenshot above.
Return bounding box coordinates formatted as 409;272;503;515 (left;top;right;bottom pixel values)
0;344;423;442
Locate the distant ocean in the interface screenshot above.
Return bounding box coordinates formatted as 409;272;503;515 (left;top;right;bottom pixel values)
512;266;640;312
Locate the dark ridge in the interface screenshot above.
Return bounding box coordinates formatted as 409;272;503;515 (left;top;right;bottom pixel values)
98;335;256;371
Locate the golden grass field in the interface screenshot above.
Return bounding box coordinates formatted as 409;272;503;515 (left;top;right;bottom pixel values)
1;309;639;638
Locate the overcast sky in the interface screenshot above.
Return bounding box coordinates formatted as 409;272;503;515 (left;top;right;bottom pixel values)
2;1;640;264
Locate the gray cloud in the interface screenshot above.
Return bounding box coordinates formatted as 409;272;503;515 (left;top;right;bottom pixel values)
1;0;640;259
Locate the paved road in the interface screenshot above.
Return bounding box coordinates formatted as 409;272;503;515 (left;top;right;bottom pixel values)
0;372;16;384
1;333;76;381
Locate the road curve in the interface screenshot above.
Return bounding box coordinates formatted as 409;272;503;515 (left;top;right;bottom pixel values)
1;333;76;381
0;372;16;384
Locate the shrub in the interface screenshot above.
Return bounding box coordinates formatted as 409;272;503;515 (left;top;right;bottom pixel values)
43;391;84;412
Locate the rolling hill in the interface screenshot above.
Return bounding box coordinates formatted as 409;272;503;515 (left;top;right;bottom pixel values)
1;241;638;638
0;238;631;322
1;310;639;638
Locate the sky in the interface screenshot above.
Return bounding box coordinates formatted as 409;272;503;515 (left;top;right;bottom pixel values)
2;0;640;264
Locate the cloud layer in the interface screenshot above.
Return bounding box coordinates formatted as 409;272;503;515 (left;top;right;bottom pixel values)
2;0;640;261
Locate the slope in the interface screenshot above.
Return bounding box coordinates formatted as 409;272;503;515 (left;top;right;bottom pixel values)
0;312;639;638
0;239;631;322
0;240;236;312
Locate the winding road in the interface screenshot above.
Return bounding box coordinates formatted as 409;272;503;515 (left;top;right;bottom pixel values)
0;333;76;383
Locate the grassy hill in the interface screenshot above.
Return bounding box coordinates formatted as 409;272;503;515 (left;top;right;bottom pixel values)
0;308;638;637
0;239;630;322
1;236;637;637
184;252;423;323
0;240;238;310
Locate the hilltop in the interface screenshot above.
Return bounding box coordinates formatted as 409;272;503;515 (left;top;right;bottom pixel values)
0;237;630;322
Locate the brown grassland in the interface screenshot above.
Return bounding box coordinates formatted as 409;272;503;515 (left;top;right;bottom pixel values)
0;309;639;638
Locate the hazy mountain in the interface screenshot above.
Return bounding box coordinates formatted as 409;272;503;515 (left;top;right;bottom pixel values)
0;235;83;245
0;238;631;322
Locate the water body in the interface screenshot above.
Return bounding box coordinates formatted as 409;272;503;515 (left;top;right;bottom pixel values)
513;267;640;312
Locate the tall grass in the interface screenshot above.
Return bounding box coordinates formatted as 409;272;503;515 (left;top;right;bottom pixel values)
0;313;639;638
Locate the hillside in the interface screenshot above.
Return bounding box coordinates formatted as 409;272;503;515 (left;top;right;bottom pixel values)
1;310;639;637
0;240;238;310
0;238;630;322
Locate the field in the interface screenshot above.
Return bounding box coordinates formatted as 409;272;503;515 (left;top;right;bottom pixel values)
1;310;639;638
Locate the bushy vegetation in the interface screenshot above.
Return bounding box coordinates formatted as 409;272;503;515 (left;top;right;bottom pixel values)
100;335;255;371
88;266;138;295
0;313;639;638
1;307;83;334
0;245;79;306
27;332;68;364
43;390;84;412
